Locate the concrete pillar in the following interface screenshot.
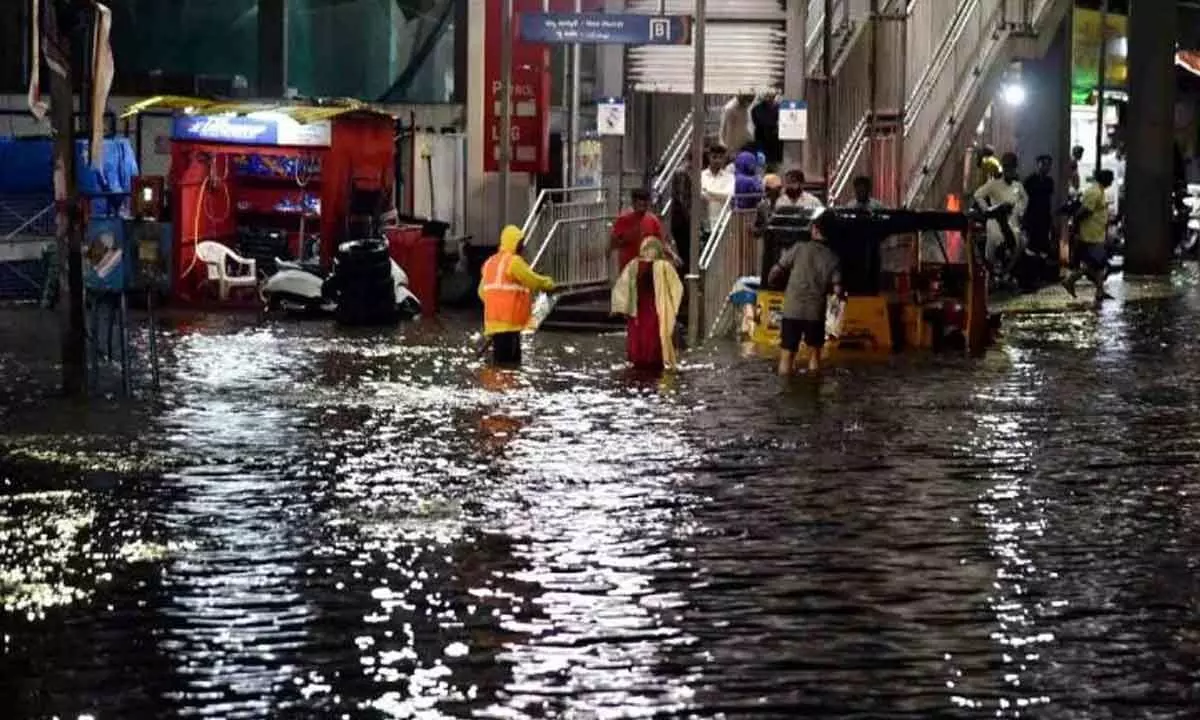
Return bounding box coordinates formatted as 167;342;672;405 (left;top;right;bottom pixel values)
464;0;535;247
1015;12;1072;209
1124;0;1176;275
782;0;807;171
257;0;289;97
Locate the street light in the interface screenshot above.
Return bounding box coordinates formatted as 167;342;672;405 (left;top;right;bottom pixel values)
1001;82;1026;106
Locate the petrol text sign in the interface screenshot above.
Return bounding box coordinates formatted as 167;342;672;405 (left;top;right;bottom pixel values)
484;0;550;174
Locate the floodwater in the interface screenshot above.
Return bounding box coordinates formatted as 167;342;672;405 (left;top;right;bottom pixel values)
3;275;1200;719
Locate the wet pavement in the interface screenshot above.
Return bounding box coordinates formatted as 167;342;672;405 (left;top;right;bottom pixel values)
3;271;1200;719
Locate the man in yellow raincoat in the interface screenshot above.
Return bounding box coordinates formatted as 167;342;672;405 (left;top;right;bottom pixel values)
479;225;555;366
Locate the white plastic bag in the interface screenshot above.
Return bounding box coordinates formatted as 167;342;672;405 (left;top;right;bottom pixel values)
525;292;555;333
825;295;845;339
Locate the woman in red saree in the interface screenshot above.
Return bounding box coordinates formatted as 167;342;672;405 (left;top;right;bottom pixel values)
611;237;684;371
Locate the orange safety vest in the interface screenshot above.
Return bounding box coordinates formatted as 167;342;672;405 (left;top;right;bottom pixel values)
481;252;533;329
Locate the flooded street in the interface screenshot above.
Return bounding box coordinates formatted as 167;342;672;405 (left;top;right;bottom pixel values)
4;275;1200;719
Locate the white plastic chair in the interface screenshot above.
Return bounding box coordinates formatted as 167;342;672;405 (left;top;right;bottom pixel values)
195;240;257;301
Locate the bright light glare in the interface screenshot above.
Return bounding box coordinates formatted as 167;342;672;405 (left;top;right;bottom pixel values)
1001;83;1026;106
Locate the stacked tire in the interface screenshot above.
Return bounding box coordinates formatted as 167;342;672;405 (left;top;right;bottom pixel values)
327;239;396;326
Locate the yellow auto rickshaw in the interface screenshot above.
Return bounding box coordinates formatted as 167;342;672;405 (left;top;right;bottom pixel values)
750;206;997;358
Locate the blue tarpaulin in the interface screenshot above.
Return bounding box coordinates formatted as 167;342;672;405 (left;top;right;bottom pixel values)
0;136;139;200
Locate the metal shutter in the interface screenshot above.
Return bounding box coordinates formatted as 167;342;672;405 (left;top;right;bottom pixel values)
625;0;786;95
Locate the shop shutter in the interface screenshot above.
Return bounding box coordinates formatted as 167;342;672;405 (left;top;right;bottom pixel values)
625;0;786;95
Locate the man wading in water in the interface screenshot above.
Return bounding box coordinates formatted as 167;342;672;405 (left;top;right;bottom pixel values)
768;218;842;376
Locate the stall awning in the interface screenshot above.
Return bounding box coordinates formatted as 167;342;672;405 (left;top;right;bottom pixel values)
120;96;394;123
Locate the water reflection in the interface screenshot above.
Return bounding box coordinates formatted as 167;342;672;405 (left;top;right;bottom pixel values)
158;329;315;717
4;274;1200;718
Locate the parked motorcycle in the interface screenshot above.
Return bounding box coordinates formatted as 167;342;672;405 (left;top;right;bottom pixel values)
261;247;421;319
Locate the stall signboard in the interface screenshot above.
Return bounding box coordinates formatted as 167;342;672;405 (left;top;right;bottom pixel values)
518;13;691;45
1071;8;1128;104
171;113;333;148
484;0;550;174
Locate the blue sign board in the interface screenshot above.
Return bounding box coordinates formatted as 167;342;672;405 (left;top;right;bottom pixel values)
518;13;691;45
171;114;332;148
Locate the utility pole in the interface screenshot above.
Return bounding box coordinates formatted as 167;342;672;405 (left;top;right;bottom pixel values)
686;0;705;347
567;0;582;186
1093;0;1108;175
46;0;87;397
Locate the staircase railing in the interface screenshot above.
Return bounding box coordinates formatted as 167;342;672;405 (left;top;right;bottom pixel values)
903;0;1063;206
698;194;761;340
653;0;862;219
520;187;613;264
529;214;616;289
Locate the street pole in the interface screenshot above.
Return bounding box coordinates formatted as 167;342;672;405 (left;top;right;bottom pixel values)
1093;0;1108;176
867;0;878;180
821;0;833;200
686;0;705;348
54;2;86;395
47;0;87;397
499;0;513;224
568;0;582;186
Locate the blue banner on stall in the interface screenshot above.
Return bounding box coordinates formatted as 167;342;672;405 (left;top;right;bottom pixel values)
518;13;691;45
171;114;332;148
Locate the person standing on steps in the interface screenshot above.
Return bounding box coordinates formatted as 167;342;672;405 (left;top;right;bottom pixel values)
611;188;678;271
479;225;555;366
720;94;756;153
1062;169;1115;309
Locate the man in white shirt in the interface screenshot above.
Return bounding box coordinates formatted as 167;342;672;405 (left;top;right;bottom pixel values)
719;95;755;154
700;144;734;230
774;169;824;211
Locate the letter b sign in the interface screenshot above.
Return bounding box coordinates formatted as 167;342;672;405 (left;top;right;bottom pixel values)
649;18;670;42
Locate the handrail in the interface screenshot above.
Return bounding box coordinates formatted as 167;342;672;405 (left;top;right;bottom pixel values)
529;213;614;271
903;0;976;133
700;193;740;271
519;186;610;259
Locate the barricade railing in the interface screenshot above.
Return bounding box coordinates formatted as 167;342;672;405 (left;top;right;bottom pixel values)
521;187;612;264
529;214;615;290
699;194;761;341
0;195;57;241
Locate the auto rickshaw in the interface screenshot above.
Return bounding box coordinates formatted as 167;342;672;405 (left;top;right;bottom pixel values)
748;206;997;357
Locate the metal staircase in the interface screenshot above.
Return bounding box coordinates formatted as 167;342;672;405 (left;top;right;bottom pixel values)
900;0;1073;208
649;0;865;218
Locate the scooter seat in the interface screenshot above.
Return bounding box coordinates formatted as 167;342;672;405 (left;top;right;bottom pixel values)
275;258;329;279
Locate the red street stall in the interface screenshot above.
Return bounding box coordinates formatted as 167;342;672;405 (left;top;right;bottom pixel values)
133;99;396;306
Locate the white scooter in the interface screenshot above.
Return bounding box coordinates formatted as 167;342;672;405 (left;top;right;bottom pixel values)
1186;185;1200;255
261;257;422;318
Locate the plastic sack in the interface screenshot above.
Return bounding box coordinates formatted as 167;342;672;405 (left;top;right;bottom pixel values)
826;295;845;338
525;292;556;333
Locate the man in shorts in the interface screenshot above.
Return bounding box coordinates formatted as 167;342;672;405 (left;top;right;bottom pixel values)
768;219;842;375
1062;168;1115;309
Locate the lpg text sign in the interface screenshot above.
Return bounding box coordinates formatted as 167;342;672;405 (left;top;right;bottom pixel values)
484;0;551;174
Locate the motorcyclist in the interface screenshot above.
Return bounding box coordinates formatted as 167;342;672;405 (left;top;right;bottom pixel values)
972;152;1027;284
